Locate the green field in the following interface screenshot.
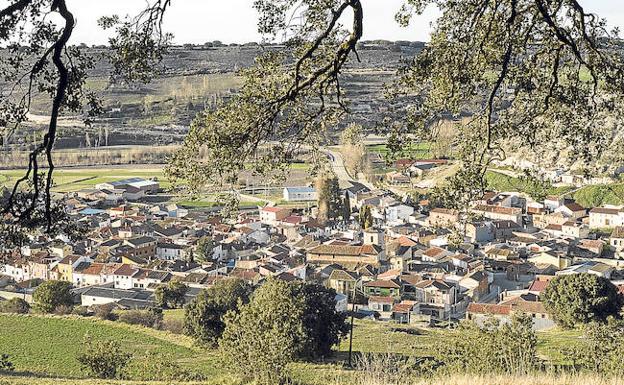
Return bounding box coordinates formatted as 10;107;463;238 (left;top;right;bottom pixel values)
366;142;433;161
485;170;624;207
569;183;624;208
0;313;584;384
0;314;223;379
0;168;169;192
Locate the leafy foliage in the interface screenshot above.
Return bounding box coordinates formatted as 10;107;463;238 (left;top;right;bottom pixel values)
220;279;306;384
32;280;73;313
76;339;132;379
291;282;348;359
118;308;163;328
129;351;205;381
541;273;624;328
194;236;214;261
436;314;539;375
359;205;373;229
561;319;624;375
316;173;342;223
155;281;188;309
0;298;30;314
219;279;346;383
0;353;14;372
184;278;252;346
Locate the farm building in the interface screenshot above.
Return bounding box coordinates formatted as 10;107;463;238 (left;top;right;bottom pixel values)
95;177;160;194
283;186;317;202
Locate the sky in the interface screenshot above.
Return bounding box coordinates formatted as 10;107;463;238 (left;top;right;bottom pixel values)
58;0;624;45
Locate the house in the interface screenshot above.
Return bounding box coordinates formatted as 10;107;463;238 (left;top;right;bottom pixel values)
49;242;73;259
421;246;452;263
411;279;457;320
283;186;317;202
327;269;361;296
363;278;401;297
368;296;395;319
428;208;459;227
544;195;564;211
73;263;117;287
259;207;292;224
385;204;415;224
561;221;590;238
80;286;155;307
386;172;411;186
466;297;555;331
589;207;624;228
556;261;615;279
386;239;414;272
466;222;494;243
156;243;189;261
610;226;624;251
392;300;419;323
112;264;141;289
52;255;90;282
124;236;157;259
95;178;159;194
306;244;385;267
555;202;586;219
458;271;489;301
472;205;523;225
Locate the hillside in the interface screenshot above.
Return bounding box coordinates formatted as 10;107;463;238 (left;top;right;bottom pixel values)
2;43;420;153
0;313;602;385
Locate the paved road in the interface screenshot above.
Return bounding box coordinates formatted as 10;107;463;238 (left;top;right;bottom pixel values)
321;147;376;190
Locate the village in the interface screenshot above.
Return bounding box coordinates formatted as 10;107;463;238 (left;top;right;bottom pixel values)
2;154;624;332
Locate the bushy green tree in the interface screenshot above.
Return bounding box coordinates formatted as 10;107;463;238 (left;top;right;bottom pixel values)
316;174;342;224
220;279;305;384
291;282;348;359
77;339;131;379
184;278;251;346
155;281;188;309
32;280;73;313
0;298;30;314
195;236;214;261
541;273;623;328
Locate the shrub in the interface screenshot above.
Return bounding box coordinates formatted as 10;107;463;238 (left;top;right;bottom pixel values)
77;339;131;379
118;308;162;328
0;354;14;372
53;304;74;315
562;318;624;375
32;280;73;313
435;314;538;375
0;298;30;314
130;352;205;381
71;306;91;317
93;303;117;321
160;317;184;334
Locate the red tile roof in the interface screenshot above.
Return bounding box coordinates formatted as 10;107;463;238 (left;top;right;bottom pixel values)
368;296;395;304
467;303;511;315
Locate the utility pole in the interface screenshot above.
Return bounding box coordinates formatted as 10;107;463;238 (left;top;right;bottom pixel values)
348;281;356;368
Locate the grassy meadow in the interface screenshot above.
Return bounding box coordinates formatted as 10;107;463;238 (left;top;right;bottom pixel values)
0;313;591;385
0;167;169;192
485;170;624;207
